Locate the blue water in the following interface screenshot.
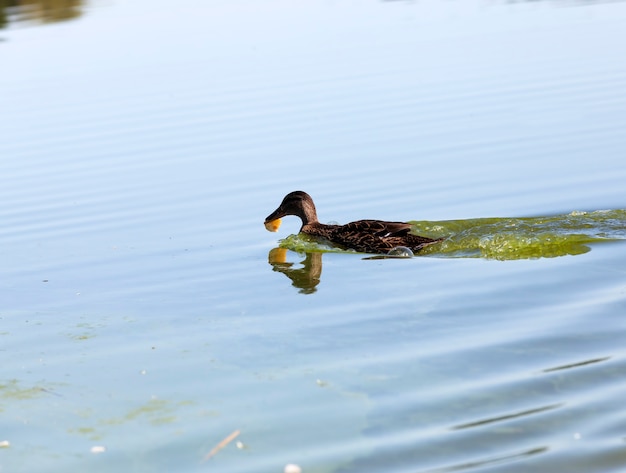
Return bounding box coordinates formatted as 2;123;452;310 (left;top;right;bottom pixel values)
1;1;626;472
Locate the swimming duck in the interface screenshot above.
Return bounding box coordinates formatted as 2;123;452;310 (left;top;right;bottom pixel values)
264;191;443;254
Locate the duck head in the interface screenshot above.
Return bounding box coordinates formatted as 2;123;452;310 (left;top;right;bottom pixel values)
265;191;319;229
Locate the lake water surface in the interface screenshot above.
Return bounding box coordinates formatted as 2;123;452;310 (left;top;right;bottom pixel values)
2;1;626;472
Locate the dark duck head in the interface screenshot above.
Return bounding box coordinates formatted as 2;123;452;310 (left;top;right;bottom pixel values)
265;191;319;230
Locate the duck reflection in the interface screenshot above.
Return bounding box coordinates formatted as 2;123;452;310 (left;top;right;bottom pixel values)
1;0;83;28
268;248;323;294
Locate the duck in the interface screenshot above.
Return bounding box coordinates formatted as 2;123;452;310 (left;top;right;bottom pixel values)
264;191;443;255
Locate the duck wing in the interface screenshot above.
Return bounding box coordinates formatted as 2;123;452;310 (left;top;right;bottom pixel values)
342;220;413;238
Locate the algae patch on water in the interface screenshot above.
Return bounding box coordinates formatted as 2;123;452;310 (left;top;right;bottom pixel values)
278;233;355;254
411;209;626;260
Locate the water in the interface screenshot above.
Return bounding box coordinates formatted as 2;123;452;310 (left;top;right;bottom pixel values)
2;1;626;472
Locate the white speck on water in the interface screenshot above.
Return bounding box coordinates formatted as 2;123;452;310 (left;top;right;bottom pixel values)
284;464;302;473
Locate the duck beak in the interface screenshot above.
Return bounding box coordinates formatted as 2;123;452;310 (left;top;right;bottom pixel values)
264;206;285;224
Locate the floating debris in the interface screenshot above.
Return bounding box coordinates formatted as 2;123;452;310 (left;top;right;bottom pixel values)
265;218;282;232
203;429;240;461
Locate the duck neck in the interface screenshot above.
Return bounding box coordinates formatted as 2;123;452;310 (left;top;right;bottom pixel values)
298;199;319;227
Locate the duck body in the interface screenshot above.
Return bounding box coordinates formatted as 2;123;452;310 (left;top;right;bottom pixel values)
265;191;442;254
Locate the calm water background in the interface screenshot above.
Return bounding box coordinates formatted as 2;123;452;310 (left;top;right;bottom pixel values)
2;1;626;472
